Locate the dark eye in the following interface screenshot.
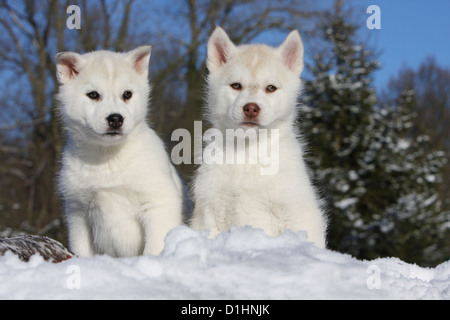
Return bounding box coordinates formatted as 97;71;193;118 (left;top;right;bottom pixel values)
123;90;133;101
266;85;277;93
87;91;100;100
230;83;242;90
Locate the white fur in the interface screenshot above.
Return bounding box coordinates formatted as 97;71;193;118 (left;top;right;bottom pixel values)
191;27;327;248
56;46;183;257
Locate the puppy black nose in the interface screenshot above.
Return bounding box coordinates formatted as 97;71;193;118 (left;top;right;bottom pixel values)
107;114;124;129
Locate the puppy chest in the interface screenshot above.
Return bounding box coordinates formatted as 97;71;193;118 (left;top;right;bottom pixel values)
62;164;146;205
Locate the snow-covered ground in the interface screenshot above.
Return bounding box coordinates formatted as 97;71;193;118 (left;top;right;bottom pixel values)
0;226;448;300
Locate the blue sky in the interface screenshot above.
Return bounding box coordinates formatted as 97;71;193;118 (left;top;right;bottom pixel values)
353;0;450;89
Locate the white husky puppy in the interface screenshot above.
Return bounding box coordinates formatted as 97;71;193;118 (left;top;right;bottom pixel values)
56;46;183;257
191;27;327;248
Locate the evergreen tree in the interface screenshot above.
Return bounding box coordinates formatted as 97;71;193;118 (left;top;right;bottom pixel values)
360;91;448;266
300;3;448;266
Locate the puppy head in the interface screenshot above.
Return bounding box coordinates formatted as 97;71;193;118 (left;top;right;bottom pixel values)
206;27;304;130
56;46;151;146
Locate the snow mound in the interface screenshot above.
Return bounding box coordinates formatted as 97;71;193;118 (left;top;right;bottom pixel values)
0;226;448;300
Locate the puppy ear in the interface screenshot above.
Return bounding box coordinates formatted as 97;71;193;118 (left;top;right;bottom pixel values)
207;26;236;72
55;52;85;83
126;45;152;78
277;30;304;76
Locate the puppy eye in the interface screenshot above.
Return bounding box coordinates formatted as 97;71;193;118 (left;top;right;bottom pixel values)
230;83;242;90
266;85;277;93
123;90;133;101
87;91;100;100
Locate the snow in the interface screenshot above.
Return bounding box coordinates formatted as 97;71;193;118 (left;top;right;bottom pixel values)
335;197;358;210
0;226;449;300
397;138;411;150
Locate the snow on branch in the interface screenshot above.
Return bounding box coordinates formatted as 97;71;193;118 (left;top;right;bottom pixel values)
0;235;73;263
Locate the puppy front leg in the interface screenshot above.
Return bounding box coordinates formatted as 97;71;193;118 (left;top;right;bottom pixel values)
140;197;182;256
285;202;327;249
191;204;225;239
66;203;95;257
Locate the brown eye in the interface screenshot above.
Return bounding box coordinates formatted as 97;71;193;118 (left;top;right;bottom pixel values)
123;91;133;101
266;85;277;93
87;91;100;100
230;83;242;90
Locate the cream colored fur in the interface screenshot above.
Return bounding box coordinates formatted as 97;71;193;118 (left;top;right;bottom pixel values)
191;27;327;248
56;47;183;257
